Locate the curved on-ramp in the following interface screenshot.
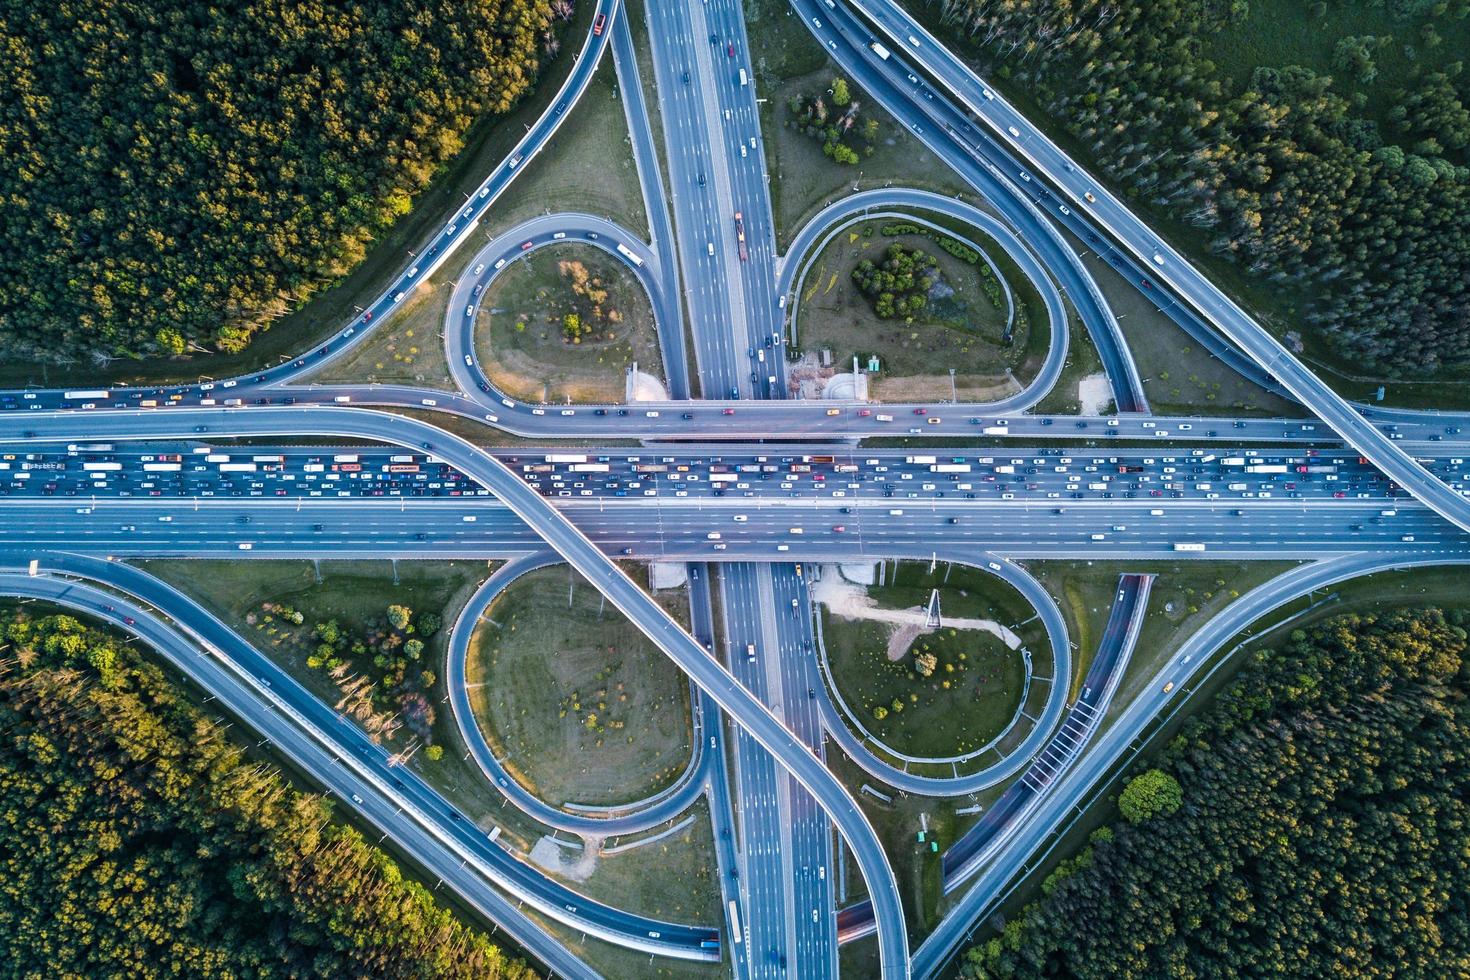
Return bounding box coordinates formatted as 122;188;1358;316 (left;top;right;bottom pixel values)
446;551;712;836
780;190;1068;414
4;405;913;979
814;553;1071;797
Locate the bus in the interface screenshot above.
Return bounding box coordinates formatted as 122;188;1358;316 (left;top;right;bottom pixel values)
727;901;742;945
614;242;644;267
82;461;122;471
568;463;611;473
386;464;421;473
143;462;182;472
219;463;258;472
63;390;109;400
332;454;360;463
1172;542;1207;552
545;454;589;464
67;443;114;452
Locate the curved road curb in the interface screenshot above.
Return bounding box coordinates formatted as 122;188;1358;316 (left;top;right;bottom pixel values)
446;552;711;836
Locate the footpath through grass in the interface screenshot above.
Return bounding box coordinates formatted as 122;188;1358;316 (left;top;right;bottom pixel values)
467;564;693;808
819;560;1047;759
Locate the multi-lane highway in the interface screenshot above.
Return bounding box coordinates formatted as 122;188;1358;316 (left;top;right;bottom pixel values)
6;2;1470;977
829;0;1470;536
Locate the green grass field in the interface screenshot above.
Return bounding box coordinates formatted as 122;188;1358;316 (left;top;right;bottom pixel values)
819;561;1047;759
473;244;662;404
466;564;693;807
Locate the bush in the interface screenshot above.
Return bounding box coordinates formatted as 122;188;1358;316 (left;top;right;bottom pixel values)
1117;768;1183;823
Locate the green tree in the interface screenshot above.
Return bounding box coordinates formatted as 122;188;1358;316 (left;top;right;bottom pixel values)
1117;768;1183;823
832;76;852;105
386;605;412;631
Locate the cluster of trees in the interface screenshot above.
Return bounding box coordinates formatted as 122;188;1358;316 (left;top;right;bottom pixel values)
960;606;1470;978
256;600;443;752
0;607;533;977
787;77;882;164
929;0;1470;372
881;221;1005;310
556;259;622;343
0;0;567;365
853;242;937;319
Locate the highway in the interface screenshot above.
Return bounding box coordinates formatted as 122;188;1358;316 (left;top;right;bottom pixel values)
2;553;713;963
835;0;1470;537
5;1;1470;975
610;10;693;399
909;551;1470;977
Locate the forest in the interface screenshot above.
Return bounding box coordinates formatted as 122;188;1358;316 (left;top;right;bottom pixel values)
0;607;536;978
0;0;564;365
927;0;1470;374
960;606;1470;978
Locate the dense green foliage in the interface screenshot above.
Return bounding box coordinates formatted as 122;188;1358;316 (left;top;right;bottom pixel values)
0;608;535;978
853;241;936;318
961;607;1470;978
786;77;883;164
928;0;1470;373
253;598;442;746
1115;767;1182;823
0;0;563;364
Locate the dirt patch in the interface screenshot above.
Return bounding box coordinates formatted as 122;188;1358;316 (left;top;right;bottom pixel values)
529;834;603;882
1078;372;1113;416
885;622;924;661
813;571;1022;649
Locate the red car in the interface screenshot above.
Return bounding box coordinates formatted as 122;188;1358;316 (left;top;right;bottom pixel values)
593;13;606;36
913;407;927;415
857;408;872;416
362;311;372;323
722;408;735;415
520;240;534;250
728;43;735;57
1141;279;1152;289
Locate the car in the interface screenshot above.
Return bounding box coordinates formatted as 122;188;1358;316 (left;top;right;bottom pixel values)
520;240;534;250
826;408;840;416
913;407;927;415
361;311;372;323
927;417;942;425
1084;191;1097;203
621;547;634;555
723;408;736;415
682;412;694;420
350;794;364;805
123;616;136;626
728;43;735;56
1140;278;1152;289
593;12;606;35
833;525;845;532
